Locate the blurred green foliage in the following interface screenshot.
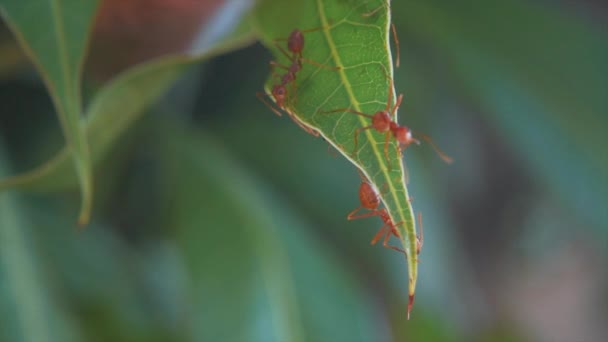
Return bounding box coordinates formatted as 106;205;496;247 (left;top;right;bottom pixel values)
0;0;606;341
1;0;99;224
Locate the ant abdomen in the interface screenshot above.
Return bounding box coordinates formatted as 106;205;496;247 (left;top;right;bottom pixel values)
359;182;380;210
287;30;305;54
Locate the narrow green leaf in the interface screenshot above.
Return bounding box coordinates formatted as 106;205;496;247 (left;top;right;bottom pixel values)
0;148;80;342
254;0;419;315
0;22;256;192
1;0;99;225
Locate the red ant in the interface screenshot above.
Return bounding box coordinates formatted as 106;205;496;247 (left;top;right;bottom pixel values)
348;172;424;256
347;172;404;253
349;173;423;319
257;26;338;136
323;67;453;165
269;26;338;96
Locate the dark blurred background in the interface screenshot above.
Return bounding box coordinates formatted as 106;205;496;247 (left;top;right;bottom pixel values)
0;0;606;341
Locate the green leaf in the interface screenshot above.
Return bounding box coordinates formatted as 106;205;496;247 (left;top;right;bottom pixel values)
253;0;419;315
0;21;256;192
0;0;99;225
0;147;80;342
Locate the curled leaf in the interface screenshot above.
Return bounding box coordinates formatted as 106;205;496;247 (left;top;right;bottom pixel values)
254;0;420;318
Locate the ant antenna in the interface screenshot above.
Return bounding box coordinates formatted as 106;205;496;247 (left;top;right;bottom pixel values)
362;3;400;68
415;132;454;164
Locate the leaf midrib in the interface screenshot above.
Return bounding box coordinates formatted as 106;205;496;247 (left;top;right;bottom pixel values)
316;0;418;303
315;0;410;242
50;0;72;109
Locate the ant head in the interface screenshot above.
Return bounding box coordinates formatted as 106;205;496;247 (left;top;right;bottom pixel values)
272;85;287;106
288;29;304;54
359;182;380;210
372;111;392;132
393;126;420;146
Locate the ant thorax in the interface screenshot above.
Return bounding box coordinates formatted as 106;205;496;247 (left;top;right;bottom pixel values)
372;111;392;132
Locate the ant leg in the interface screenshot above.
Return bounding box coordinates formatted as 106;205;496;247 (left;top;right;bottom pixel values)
353;125;375;157
348;208;386;220
371;224;389;245
382;229;405;254
415;132;453;164
269;60;291;72
377;67;402;115
356;168;369;183
390;221;405;238
273;42;295;61
385;71;394;112
390;93;404;118
256;92;283;117
300;57;340;71
275;25;330;40
300;25;331;34
384;132;393;167
289;82;298;104
327;144;338;158
347;206;363;220
284;78;298;105
322;108;374;119
391;23;400;68
362;3;384;17
371;223;405;254
286;111;320;137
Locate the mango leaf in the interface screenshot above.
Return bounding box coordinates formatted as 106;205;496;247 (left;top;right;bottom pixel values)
253;0;420;316
0;21;256;193
0;0;99;225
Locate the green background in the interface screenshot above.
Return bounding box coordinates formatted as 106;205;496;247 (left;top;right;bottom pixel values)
0;0;606;341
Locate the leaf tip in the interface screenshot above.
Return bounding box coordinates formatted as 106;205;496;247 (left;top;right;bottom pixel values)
77;213;90;229
407;293;415;320
76;199;92;228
